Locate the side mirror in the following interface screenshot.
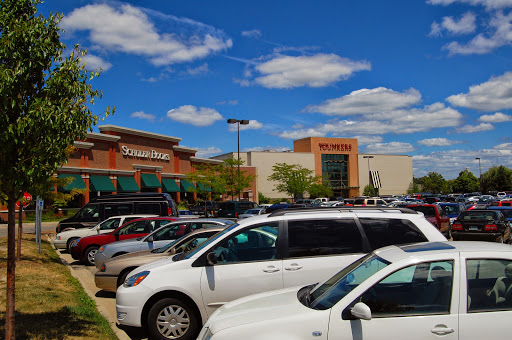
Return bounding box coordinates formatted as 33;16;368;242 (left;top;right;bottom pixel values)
351;302;372;320
147;236;154;242
206;252;218;266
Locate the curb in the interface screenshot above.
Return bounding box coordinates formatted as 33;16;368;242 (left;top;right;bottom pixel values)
49;236;132;340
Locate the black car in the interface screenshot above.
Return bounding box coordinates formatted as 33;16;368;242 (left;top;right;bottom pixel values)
451;209;512;243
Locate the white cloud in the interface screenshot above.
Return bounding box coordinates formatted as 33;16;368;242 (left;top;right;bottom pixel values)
428;0;512;10
217;100;239;105
241;30;262;38
429;12;476;36
228;120;264;131
186;63;209;75
446;72;512;111
247;53;371;89
131;111;156;122
81;54;112;71
61;4;232;66
442;11;512;55
418;138;463;146
349;136;384;145
363;142;415;154
167;105;224;126
494;142;512;149
479;112;512;122
194;146;223;158
242;146;291;152
306;87;421;115
458;123;494;133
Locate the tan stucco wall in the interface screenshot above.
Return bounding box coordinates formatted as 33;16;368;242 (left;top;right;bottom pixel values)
358;154;412;196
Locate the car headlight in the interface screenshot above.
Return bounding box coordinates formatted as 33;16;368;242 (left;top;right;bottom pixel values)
70;239;80;247
123;271;150;288
56;235;61;240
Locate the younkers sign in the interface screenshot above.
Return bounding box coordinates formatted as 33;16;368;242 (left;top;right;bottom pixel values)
121;146;170;161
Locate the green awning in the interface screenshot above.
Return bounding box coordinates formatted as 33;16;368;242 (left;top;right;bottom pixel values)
58;174;87;192
140;173;161;188
117;176;140;192
162;178;180;192
180;179;196;192
197;182;212;192
89;175;116;192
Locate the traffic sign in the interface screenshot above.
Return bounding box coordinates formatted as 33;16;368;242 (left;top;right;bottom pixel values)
16;192;32;208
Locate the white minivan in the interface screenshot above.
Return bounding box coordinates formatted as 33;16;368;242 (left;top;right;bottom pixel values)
116;207;447;340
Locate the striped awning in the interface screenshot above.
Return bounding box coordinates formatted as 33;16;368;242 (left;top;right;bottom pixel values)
370;170;382;188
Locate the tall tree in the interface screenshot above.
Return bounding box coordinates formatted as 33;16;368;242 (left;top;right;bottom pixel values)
481;165;512;193
0;1;113;338
419;172;447;194
268;163;329;200
452;169;479;193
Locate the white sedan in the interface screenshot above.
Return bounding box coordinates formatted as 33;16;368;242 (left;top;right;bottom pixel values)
199;241;512;340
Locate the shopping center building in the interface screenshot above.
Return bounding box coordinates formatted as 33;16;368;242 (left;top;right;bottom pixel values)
1;125;413;218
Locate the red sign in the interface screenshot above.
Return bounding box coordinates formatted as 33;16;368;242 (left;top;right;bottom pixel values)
16;192;32;208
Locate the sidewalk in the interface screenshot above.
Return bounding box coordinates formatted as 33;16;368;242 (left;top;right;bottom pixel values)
49;237;148;340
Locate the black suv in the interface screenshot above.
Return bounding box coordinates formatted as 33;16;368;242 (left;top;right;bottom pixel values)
56;193;178;233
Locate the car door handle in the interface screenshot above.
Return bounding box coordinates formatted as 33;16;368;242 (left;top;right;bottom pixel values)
285;263;303;271
263;265;280;273
431;326;454;335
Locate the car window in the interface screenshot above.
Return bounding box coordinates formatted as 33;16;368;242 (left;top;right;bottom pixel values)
287;219;363;258
76;204;99;218
358;260;453;317
212;223;279;264
359;218;428;250
98;218;121;230
118;220;147;235
466;259;512;312
152;223;187;241
104;203;133;219
136;203;161;215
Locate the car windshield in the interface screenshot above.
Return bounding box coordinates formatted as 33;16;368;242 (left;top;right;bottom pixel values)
184;223;239;259
308;253;389;310
153;238;180;253
440;205;459;215
408;205;436;216
244;209;260;214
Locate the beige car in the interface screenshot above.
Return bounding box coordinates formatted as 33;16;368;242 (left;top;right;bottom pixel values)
94;226;226;292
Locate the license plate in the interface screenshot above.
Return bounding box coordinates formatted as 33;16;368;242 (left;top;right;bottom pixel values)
469;226;479;231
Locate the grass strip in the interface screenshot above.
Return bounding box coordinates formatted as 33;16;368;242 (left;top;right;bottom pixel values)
0;234;118;339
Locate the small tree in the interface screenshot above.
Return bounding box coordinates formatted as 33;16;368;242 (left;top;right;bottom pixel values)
258;192;270;204
268;163;330;201
0;1;114;337
363;184;377;197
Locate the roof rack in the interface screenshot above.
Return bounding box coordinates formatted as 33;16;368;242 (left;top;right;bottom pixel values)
268;206;418;217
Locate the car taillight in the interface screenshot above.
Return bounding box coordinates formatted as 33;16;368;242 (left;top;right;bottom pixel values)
235;212;238;218
452;223;463;231
168;207;172;216
485;224;498;231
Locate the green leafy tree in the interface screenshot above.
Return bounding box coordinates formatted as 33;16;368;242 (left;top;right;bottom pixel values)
0;1;114;337
363;184;377;197
452;169;479;193
268;163;329;201
308;181;334;198
258;192;270;204
481;165;512;193
407;181;421;194
419;172;447;194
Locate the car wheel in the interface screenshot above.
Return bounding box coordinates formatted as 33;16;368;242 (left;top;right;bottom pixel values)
147;297;199;340
66;238;78;253
82;246;99;266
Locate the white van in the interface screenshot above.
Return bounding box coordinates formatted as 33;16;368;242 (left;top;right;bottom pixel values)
115;207;446;340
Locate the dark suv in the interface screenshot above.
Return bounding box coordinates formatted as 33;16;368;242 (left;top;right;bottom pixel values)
56;193;178;233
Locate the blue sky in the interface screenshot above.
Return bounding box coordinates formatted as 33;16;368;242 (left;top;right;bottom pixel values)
39;0;512;180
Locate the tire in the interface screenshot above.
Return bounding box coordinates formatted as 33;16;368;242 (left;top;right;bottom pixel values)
82;245;99;266
66;238;79;253
147;297;199;340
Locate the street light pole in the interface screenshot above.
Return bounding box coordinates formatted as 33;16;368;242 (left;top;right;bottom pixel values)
363;155;374;196
227;119;249;201
476;157;482;191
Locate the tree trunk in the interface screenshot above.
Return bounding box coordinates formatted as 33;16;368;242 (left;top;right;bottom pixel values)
17;205;22;261
6;192;17;339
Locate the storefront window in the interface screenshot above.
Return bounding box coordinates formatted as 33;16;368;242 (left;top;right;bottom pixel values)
321;154;349;197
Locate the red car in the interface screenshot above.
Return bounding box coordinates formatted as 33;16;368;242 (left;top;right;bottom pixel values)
69;217;179;265
406;204;450;238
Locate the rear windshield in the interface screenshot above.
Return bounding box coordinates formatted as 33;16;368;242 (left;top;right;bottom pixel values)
460;211;498;220
407;205;436;217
